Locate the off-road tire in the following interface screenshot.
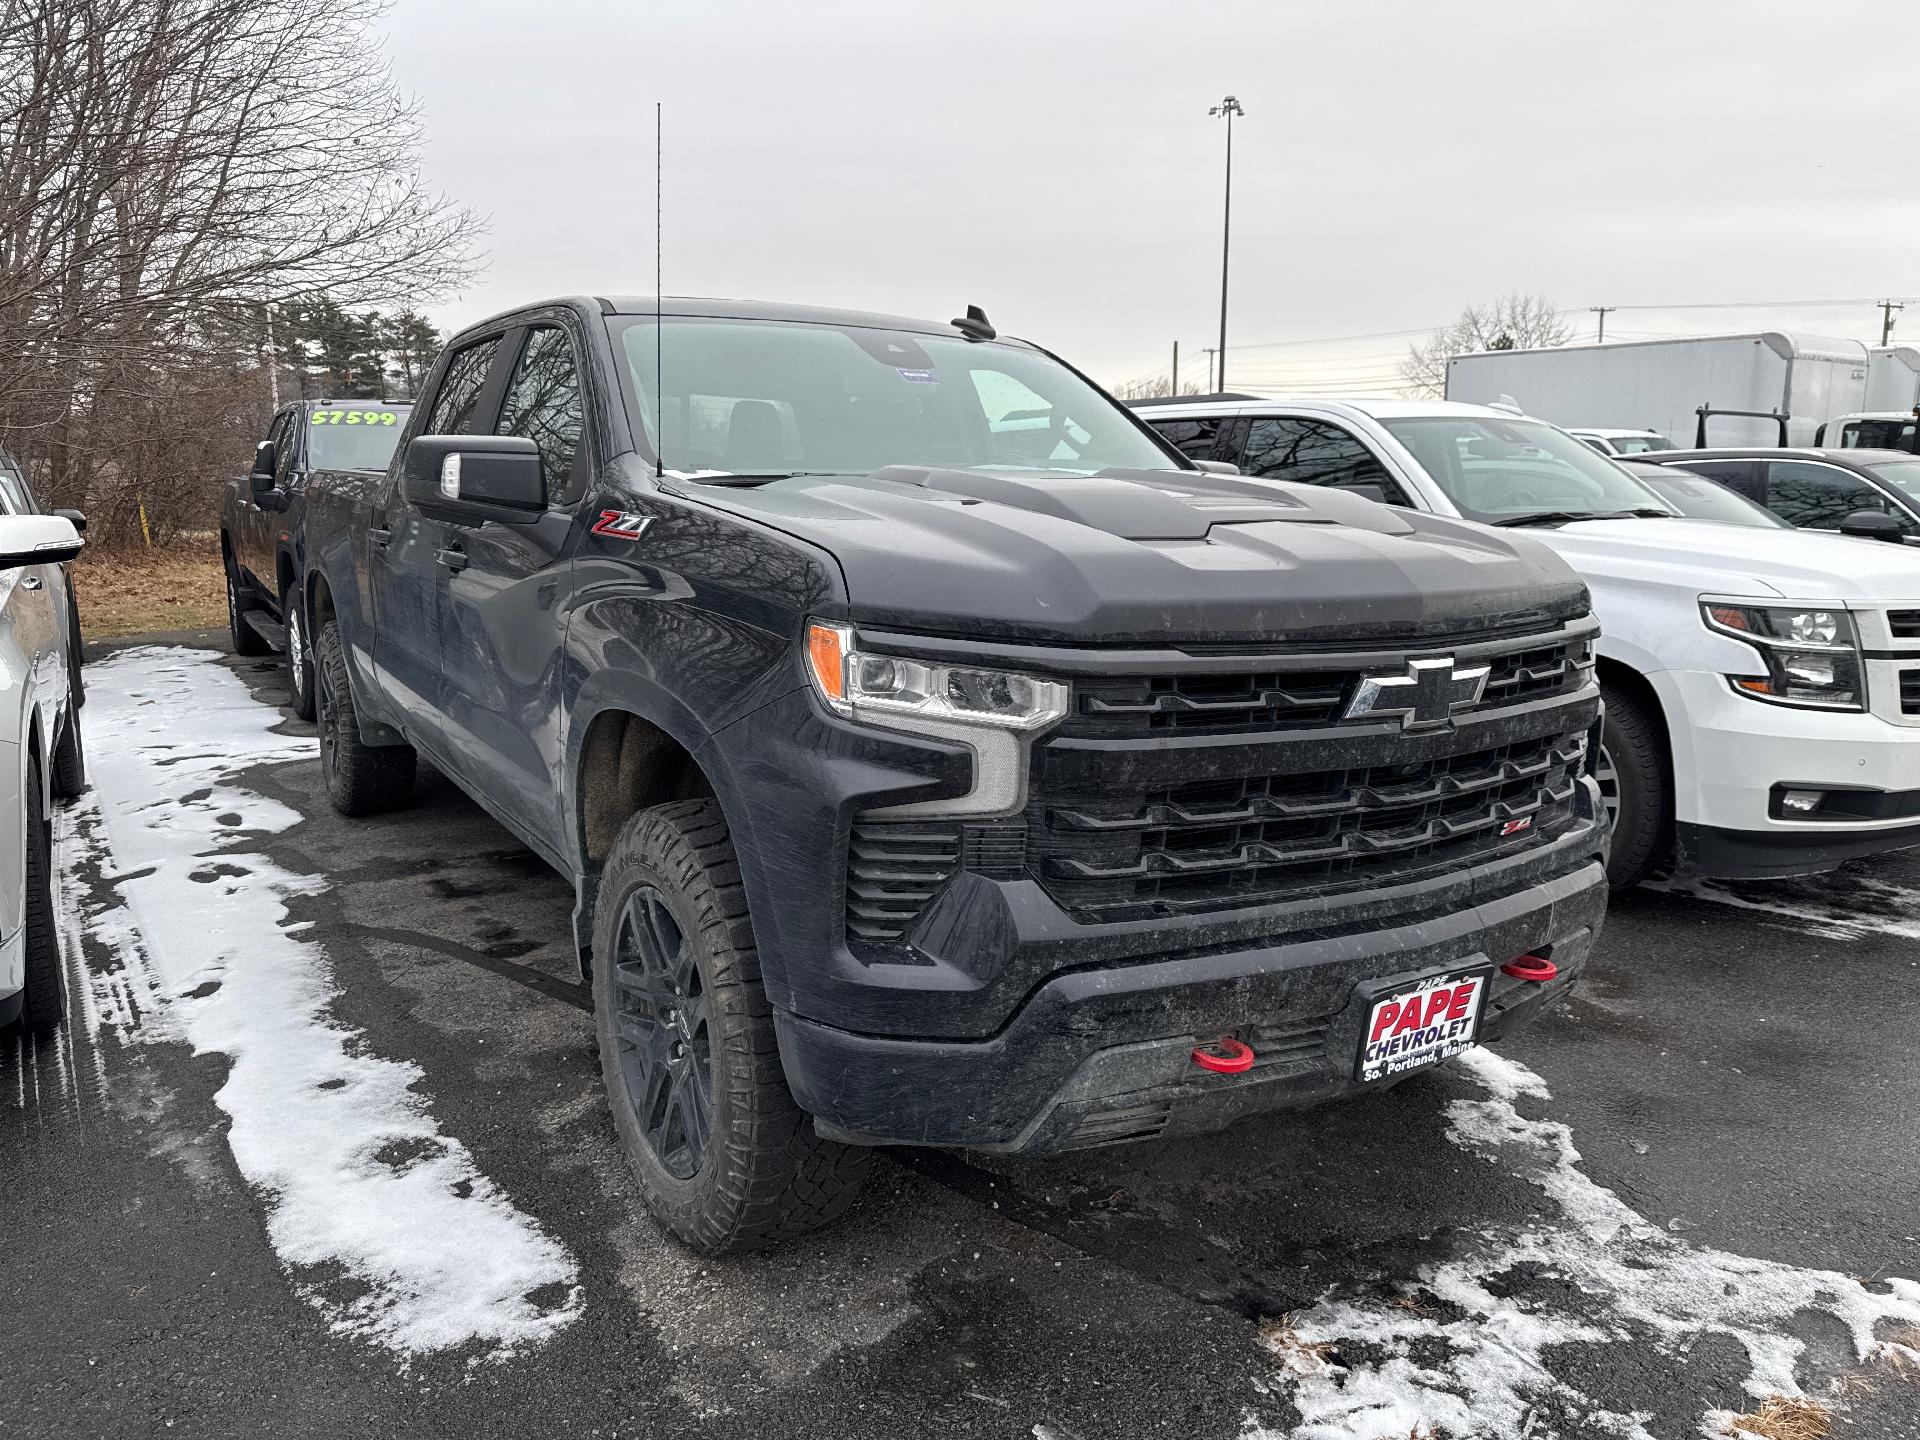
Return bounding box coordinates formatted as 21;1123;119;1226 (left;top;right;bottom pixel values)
283;584;316;721
16;757;66;1036
314;619;414;816
593;798;870;1253
226;553;270;656
50;708;85;800
1599;680;1669;889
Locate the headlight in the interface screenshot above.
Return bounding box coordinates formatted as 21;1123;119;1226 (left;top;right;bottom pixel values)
805;622;1068;731
1701;603;1864;710
804;621;1069;819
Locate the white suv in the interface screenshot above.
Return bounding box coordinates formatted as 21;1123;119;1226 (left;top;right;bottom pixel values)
1135;396;1920;887
0;513;85;1036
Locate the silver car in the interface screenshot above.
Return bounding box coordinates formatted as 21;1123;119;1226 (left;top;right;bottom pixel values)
0;509;85;1037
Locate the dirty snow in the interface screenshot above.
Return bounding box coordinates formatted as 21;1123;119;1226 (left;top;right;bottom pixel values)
1647;869;1920;942
1249;1047;1920;1440
56;647;580;1359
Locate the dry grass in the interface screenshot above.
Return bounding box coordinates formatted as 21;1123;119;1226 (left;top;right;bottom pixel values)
1875;1323;1920;1378
1255;1313;1337;1372
1719;1396;1833;1440
73;542;226;639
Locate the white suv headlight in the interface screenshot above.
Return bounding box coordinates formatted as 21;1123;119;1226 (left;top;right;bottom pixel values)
1701;603;1865;711
805;621;1069;817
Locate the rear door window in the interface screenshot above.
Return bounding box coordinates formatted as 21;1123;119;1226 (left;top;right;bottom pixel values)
1240;418;1407;503
495;326;588;504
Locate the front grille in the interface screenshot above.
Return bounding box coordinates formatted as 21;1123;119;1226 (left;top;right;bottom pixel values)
1890;610;1920;639
844;820;960;951
1902;670;1920;715
1028;730;1587;923
1060;633;1592;739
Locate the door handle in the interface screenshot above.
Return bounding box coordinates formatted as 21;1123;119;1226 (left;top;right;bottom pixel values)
435;546;469;572
19;575;41;590
368;525;393;548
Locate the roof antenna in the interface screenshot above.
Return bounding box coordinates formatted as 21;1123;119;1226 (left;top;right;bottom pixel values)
952;304;995;341
655;100;665;479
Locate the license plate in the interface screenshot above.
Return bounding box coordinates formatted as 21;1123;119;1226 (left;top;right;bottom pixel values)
1356;967;1490;1083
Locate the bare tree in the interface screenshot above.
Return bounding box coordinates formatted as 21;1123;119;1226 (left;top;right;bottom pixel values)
1111;373;1211;402
1400;294;1573;398
0;0;483;540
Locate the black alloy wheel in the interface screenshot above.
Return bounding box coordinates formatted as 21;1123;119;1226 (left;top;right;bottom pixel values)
610;884;714;1180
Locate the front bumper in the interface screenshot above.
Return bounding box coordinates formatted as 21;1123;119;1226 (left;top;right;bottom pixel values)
776;858;1605;1152
1655;667;1920;874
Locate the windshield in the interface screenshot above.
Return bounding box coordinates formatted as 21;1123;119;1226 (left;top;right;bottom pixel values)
1866;459;1920;502
306;405;409;472
1607;433;1674;454
1637;472;1787;528
613;317;1175;477
1381;416;1678;523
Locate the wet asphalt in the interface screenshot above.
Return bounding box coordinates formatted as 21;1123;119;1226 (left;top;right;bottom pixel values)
2;635;1916;1439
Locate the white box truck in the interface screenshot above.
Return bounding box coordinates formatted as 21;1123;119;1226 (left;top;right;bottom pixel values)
1445;333;1871;447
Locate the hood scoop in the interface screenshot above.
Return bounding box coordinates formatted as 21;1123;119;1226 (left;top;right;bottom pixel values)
868;465;1311;541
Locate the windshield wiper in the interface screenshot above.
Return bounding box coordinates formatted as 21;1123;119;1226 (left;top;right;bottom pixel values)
1491;508;1671;527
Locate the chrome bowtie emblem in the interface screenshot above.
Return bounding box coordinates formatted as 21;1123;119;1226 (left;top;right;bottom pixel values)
1343;657;1490;729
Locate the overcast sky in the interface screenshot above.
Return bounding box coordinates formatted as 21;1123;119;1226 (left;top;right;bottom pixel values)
382;0;1920;394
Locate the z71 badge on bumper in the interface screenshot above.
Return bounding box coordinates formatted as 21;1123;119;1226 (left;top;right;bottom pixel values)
1357;967;1490;1083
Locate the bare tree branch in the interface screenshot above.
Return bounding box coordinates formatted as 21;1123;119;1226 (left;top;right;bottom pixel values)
1400;294;1574;398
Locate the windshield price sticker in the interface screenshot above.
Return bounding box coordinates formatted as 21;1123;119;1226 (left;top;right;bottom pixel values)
312;410;400;426
1357;967;1489;1083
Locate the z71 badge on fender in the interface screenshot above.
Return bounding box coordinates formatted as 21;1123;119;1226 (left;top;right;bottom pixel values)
590;510;652;540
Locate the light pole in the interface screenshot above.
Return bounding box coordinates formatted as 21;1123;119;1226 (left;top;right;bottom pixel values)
1209;95;1243;393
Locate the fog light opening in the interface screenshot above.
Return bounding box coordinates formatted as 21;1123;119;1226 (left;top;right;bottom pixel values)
1780;789;1824;815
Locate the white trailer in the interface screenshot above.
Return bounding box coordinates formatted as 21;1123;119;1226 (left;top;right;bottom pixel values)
1864;345;1920;412
1444;332;1871;447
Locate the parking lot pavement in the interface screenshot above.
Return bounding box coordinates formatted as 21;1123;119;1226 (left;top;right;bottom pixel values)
4;641;1917;1440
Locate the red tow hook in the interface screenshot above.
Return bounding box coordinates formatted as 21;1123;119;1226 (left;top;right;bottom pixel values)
1500;954;1558;983
1191;1037;1255;1074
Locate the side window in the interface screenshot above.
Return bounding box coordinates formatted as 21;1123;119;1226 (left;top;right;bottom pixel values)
1674;459;1761;500
1148;417;1223;462
0;465;32;514
1241;418;1406;502
496;326;586;504
426;337;502;435
272;410;299;482
1764;461;1909;530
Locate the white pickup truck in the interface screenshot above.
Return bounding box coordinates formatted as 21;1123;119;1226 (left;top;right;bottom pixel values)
1134;395;1920;887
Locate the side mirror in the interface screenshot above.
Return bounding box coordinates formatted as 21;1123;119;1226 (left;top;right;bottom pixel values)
1191;459;1241;476
250;440;278;496
52;507;86;534
1838;509;1907;543
403;435;544;524
0;514;84;570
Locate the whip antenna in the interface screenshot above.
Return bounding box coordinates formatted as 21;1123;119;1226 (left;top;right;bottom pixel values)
655;101;665;479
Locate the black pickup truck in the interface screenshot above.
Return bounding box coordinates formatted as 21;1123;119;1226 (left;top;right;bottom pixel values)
298;297;1609;1253
222;398;410;717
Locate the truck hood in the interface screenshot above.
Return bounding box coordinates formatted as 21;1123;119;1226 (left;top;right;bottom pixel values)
1528;516;1920;602
675;465;1589;645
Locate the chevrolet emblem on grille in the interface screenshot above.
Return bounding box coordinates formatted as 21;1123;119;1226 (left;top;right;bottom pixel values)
1342;657;1491;729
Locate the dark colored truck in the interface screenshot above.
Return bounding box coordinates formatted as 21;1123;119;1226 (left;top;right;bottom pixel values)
298;296;1609;1253
221;398;411;718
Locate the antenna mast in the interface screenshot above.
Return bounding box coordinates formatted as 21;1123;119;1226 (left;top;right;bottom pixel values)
655;101;664;479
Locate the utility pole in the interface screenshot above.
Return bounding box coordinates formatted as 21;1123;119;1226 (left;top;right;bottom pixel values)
1171;340;1180;396
1201;348;1218;393
1590;305;1615;344
1879;299;1904;346
1209;95;1244;393
265;301;280;409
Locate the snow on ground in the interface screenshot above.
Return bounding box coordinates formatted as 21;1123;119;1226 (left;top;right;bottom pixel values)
1646;870;1920;942
56;647;581;1360
1248;1048;1920;1440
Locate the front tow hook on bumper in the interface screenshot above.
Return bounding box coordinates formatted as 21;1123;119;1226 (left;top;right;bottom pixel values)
1191;1037;1255;1074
